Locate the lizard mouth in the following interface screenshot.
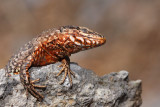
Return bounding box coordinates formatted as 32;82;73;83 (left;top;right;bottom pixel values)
93;37;106;47
83;37;106;48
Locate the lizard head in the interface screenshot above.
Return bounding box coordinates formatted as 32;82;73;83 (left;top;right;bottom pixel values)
59;25;106;53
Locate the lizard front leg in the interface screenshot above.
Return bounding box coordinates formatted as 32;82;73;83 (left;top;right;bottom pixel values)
20;59;46;101
57;56;75;86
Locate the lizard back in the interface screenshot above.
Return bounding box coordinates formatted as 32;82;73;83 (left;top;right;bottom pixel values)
5;28;58;75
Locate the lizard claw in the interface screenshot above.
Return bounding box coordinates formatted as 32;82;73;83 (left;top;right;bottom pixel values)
58;68;74;87
58;64;63;67
24;78;46;101
31;79;46;89
25;84;44;101
57;57;75;86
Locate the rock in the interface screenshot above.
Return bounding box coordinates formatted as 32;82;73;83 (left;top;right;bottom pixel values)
0;62;142;107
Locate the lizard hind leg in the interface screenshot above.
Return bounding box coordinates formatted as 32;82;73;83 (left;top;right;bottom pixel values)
26;78;46;101
20;69;46;101
57;56;75;86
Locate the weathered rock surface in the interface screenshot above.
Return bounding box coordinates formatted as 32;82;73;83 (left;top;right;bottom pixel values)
0;62;142;107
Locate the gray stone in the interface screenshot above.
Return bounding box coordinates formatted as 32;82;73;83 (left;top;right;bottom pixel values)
0;63;142;107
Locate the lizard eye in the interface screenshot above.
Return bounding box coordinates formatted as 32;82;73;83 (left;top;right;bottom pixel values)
81;29;88;33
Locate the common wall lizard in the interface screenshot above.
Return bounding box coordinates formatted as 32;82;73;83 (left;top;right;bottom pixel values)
5;25;106;101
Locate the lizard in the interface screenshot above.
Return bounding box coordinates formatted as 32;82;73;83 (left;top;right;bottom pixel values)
5;25;106;101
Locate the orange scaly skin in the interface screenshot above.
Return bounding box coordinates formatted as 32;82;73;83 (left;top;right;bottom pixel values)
5;25;106;101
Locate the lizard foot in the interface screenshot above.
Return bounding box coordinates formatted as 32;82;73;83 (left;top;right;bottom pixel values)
31;78;46;89
25;79;46;101
57;58;75;86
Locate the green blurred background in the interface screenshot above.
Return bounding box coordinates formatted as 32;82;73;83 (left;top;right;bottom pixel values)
0;0;160;106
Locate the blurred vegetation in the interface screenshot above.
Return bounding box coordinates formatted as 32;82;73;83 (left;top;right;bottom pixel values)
0;0;160;106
